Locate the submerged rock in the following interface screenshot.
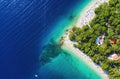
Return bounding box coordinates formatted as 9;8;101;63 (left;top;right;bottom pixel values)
39;39;64;66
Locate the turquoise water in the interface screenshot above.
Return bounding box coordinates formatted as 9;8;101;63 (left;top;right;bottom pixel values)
39;50;102;79
39;0;103;79
41;0;92;45
0;0;104;79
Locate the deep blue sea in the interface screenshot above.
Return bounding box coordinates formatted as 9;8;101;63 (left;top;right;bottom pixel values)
0;0;102;79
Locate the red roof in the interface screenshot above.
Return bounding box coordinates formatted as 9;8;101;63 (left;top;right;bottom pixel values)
110;39;116;44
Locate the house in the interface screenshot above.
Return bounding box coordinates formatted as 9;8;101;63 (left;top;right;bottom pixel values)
108;53;120;61
110;38;116;44
96;34;105;45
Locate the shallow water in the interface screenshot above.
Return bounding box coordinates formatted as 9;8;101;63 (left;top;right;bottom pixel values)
39;0;103;79
0;0;103;79
39;49;102;79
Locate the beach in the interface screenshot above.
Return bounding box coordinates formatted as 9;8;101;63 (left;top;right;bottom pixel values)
76;0;109;28
63;0;109;79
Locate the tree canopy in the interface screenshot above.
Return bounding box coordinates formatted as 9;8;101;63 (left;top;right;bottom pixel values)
69;0;120;78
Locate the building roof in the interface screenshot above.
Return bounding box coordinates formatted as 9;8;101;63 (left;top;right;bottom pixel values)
108;53;120;61
112;54;120;60
96;34;105;45
110;38;116;44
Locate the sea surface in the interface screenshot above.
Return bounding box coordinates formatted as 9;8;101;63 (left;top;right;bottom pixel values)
0;0;103;79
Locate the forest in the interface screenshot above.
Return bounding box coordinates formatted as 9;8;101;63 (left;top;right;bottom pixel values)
69;0;120;79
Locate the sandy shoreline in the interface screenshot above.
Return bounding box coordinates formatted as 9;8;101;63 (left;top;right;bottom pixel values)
76;0;109;28
62;0;109;79
63;34;109;79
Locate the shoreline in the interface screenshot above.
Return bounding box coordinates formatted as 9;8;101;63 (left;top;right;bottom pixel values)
63;34;109;79
76;0;109;28
62;0;109;79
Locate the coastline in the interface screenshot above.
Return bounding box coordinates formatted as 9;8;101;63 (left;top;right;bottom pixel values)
62;0;109;79
76;0;109;28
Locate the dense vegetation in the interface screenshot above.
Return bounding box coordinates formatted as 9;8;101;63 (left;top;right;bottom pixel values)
69;0;120;79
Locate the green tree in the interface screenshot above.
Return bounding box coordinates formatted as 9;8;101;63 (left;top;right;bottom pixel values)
101;62;109;70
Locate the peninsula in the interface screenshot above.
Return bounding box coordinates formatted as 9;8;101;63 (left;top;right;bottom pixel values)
63;0;120;79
